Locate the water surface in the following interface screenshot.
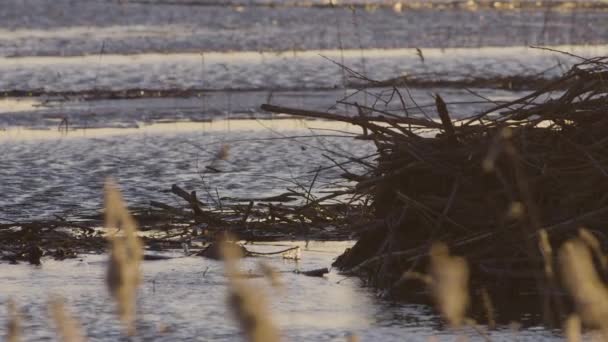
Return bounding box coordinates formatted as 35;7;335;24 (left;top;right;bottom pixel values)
0;241;559;341
1;1;605;339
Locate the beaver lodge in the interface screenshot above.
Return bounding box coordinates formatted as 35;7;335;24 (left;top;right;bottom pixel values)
261;55;608;328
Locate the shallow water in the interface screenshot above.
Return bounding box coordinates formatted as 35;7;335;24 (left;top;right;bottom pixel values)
0;241;560;341
0;120;376;221
3;46;606;92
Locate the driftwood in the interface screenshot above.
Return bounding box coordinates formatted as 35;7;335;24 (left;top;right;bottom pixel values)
296;268;329;277
171;184;206;211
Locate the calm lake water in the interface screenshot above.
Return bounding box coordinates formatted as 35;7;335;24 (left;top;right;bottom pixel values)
1;0;607;340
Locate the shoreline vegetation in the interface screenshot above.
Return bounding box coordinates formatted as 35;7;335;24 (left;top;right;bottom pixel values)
4;52;608;340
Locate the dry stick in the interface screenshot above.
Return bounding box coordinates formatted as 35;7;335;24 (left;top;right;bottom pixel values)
436;177;461;231
149;200;190;217
260;104;436;138
396;191;471;234
355;102;369;136
342;101;442;130
327;85;370;112
365;88;387;109
260;104;440;130
303;124;364;168
393;87;412;130
247;246;300;257
188;134;359;148
52;214;95;234
346;231;495;275
435;94;457;143
260;106;454;173
214;189;223;212
241;201;254;227
252;116;375;170
319;54;374;85
464;87;506;109
321;153;362;176
460;72;578;126
529;45;594;63
401;84;434;121
171;184;205;209
304;166;322;206
563;138;608;177
337;101;427;139
297;190;354;212
540;206;608;235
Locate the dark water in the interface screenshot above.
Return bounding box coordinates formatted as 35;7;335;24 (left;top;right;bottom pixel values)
0;1;605;339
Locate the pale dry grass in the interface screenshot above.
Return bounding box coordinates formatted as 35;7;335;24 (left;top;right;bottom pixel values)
558;232;608;335
429;242;470;328
400;242;470;328
216;144;230;161
221;240;281;342
578;228;608;271
539;229;554;279
6;299;20;342
564;314;582;342
48;296;86;342
258;261;284;289
346;332;360;342
104;180;143;336
480;287;496;329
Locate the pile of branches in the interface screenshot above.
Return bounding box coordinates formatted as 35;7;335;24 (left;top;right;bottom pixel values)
148;184;371;243
262;56;608;320
1;182;371;264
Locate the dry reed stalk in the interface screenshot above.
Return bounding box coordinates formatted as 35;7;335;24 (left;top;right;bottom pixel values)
258;261;284;289
216;144;230;160
346;333;360;342
221;240;281;342
104;180;143;336
565;314;582;342
6;299;20;342
48;297;86;342
429;243;469;328
558;237;608;335
480;288;496;329
538;229;554;279
578;228;608;271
